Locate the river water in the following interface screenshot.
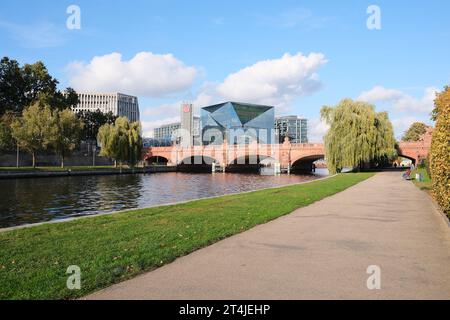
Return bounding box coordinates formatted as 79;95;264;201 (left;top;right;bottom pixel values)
0;170;327;229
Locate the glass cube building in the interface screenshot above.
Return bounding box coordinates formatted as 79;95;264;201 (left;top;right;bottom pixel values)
201;102;275;145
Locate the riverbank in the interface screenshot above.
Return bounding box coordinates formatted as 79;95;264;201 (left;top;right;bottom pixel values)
0;165;177;179
411;167;432;190
0;172;373;299
87;172;450;300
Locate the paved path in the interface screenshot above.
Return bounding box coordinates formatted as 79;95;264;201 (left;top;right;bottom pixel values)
86;172;450;300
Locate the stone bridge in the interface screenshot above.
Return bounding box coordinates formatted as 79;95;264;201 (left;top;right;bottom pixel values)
396;128;433;165
144;138;325;172
143;131;432;171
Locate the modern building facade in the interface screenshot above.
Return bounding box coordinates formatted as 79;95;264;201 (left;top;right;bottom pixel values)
201;102;275;145
72;92;140;122
274;116;308;144
180;102;194;146
153;116;201;145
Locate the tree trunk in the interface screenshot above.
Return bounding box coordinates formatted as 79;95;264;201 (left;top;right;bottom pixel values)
32;152;36;168
16;143;19;168
114;160;117;168
61;155;64;168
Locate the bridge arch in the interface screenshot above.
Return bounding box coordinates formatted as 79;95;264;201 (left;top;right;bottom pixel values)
226;154;272;172
177;155;221;172
291;154;325;173
179;155;221;165
396;154;418;166
145;155;169;165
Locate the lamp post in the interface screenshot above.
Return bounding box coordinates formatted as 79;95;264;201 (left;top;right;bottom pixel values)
92;145;96;167
16;143;19;168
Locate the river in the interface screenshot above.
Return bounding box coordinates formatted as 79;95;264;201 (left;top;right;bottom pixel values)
0;170;328;229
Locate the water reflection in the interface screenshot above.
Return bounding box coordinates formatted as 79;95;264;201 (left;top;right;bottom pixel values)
0;172;322;228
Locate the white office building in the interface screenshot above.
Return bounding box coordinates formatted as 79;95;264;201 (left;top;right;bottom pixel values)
72;92;140;122
153;116;201;145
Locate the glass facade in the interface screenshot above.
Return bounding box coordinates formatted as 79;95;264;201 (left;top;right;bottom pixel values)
153;122;181;141
201;102;275;145
274;116;308;143
153;117;201;145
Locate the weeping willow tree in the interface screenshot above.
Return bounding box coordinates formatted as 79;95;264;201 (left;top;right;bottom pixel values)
97;117;142;169
321;99;396;174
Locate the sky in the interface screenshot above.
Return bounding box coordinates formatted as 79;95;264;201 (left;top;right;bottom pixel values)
1;0;449;141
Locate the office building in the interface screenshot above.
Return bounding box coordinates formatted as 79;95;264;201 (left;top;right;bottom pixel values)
72;92;140;122
153;115;201;145
274;116;308;143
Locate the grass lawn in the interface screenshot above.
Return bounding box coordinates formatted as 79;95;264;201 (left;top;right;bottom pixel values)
0;172;374;300
0;166;117;172
411;167;432;190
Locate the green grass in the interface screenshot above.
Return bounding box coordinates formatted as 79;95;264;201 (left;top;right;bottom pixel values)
0;172;374;300
411;167;432;190
0;166;117;172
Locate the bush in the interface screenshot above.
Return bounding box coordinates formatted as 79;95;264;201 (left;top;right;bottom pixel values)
429;86;450;217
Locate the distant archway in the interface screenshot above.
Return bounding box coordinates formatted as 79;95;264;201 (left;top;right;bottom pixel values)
291;155;325;173
227;155;271;172
396;154;417;166
178;155;220;172
145;156;169;165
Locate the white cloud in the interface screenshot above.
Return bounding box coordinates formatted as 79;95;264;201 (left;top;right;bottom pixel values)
394;87;438;112
357;86;438;113
390;116;418;139
0;19;65;48
308;118;329;143
141;52;328;135
216;52;327;108
66;52;197;97
358;86;403;102
142;91;215;119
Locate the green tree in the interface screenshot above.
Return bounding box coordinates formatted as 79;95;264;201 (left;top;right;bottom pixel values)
0;121;11;151
62;88;80;109
21;61;58;106
11;103;53;168
429;86;450;216
77;109;117;145
0;57;79;115
0;57;25;115
127;121;143;168
321;99;396;174
0;112;15;151
97;123;117;166
47;109;84;168
402;122;429;142
97;117;142;170
40;87;80;111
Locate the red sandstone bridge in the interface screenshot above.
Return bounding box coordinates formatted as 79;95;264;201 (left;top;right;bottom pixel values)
144;138;324;172
144;134;431;171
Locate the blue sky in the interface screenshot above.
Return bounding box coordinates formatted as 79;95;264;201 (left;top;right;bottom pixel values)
1;0;449;140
